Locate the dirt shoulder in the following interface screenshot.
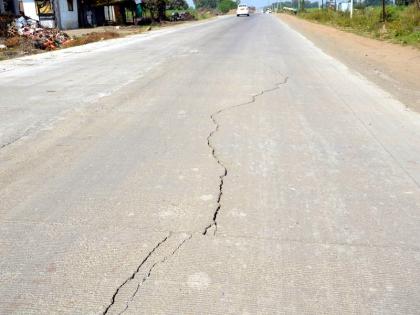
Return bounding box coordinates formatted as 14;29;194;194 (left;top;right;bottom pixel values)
278;13;420;112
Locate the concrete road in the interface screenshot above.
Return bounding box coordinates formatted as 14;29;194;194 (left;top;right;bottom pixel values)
1;14;420;314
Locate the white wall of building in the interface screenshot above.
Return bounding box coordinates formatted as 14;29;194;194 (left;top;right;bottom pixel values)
39;19;56;27
17;0;78;30
57;0;79;29
22;0;39;20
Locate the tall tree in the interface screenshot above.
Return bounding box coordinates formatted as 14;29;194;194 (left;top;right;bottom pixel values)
143;0;167;21
193;0;218;9
167;0;189;10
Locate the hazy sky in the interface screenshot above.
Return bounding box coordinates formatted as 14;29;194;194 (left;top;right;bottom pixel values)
243;0;277;7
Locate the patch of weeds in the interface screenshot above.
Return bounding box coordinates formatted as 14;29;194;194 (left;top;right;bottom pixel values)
296;5;420;48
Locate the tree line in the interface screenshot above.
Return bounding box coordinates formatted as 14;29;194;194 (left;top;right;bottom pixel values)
142;0;238;21
141;0;188;21
273;0;419;8
194;0;238;12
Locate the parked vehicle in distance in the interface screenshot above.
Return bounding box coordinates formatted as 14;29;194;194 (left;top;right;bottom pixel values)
265;8;272;13
237;4;250;16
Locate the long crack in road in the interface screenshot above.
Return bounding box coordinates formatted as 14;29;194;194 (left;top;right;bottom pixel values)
203;76;289;236
1;13;420;314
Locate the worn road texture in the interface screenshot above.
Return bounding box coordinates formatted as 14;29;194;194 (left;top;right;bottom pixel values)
1;14;420;314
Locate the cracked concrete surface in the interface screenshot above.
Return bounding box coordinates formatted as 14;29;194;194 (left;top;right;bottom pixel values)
203;77;289;236
1;14;420;314
104;232;191;315
102;234;169;315
0;129;31;149
102;77;295;310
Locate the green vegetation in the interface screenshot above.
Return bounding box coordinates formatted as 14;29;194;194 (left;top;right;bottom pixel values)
193;0;218;9
218;0;237;13
165;8;217;20
141;0;219;22
191;9;217;19
296;5;420;47
167;0;189;10
193;0;238;11
141;0;167;21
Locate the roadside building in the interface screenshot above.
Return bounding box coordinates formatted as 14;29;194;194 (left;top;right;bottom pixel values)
1;0;141;30
0;0;79;29
58;0;79;28
77;0;139;27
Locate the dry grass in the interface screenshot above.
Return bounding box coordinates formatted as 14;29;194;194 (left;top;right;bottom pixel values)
0;36;42;60
63;31;120;48
4;36;21;48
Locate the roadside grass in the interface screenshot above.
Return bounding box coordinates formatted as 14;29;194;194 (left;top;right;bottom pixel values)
295;5;420;47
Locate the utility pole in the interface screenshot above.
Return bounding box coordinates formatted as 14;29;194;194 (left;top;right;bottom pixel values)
382;0;386;22
350;0;353;18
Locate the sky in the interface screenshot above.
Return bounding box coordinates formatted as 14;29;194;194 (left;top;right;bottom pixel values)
244;0;279;7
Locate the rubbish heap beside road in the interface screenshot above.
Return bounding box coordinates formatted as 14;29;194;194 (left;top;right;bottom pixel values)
7;16;70;50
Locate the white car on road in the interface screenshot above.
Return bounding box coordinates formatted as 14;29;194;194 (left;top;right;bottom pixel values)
237;4;250;16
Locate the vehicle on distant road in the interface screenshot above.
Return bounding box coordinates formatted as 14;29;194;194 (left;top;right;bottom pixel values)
265;8;272;13
237;4;250;16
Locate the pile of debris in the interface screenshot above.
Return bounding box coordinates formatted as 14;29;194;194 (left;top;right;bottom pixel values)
7;16;70;50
